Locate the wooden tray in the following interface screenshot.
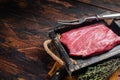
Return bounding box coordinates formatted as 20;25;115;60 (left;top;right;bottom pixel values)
48;19;120;74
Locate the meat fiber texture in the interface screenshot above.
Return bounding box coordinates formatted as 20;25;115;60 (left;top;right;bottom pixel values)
60;23;120;57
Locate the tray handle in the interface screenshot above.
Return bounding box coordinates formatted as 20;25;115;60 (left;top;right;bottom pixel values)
43;39;64;66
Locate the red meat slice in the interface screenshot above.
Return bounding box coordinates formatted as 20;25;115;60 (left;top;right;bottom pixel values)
60;23;120;57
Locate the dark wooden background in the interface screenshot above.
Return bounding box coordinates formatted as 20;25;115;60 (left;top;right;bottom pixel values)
0;0;119;80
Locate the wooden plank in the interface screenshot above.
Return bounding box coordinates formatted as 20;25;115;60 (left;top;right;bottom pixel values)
77;0;120;12
0;0;119;80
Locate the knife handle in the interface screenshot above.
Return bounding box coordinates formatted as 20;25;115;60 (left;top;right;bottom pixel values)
97;13;120;19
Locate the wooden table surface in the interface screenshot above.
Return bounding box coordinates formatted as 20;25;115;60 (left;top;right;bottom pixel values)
0;0;119;80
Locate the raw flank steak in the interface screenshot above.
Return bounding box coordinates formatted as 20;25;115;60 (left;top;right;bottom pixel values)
60;23;120;57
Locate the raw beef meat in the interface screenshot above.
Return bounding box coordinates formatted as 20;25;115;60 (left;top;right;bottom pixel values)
60;23;120;57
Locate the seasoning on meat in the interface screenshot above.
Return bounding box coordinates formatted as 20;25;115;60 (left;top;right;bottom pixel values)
60;23;120;57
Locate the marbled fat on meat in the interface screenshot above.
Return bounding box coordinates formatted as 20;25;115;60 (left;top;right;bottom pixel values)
60;23;120;57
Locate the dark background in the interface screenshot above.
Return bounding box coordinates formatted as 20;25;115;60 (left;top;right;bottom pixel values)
0;0;119;80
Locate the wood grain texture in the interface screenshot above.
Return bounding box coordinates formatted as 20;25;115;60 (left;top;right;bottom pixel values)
78;0;120;12
0;0;119;80
109;68;120;80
